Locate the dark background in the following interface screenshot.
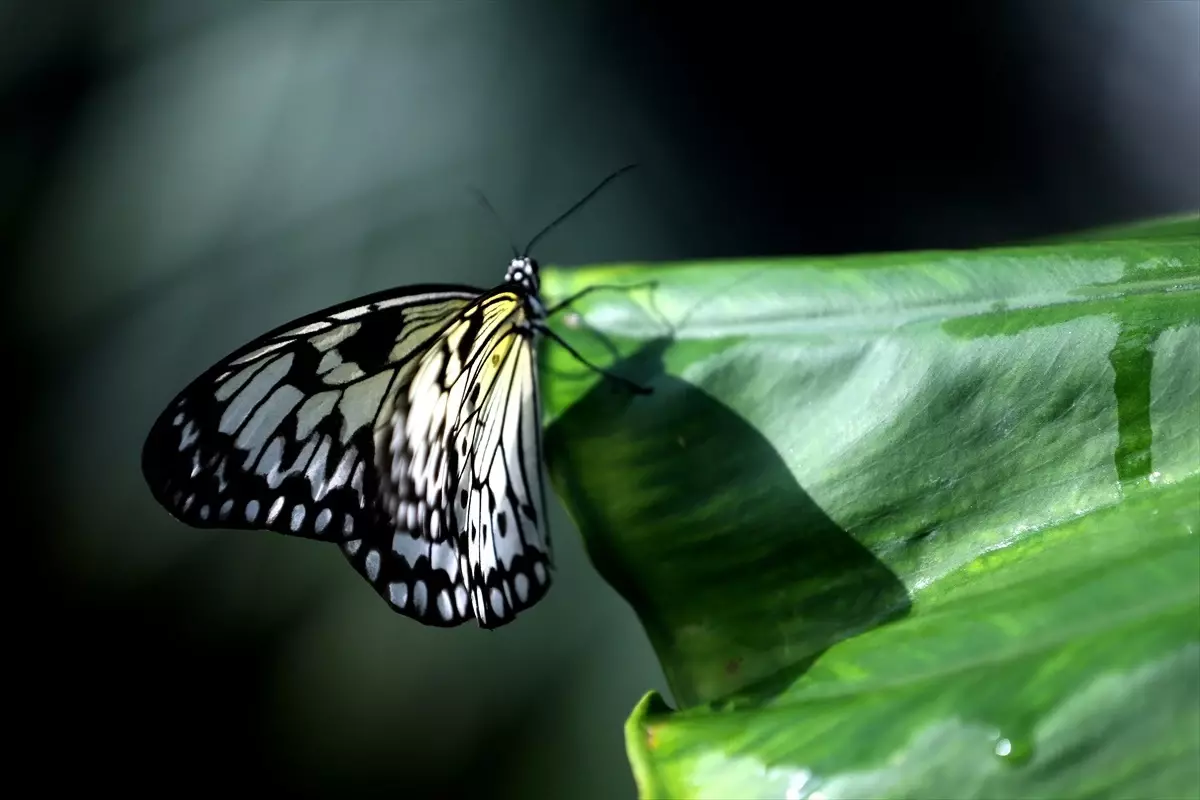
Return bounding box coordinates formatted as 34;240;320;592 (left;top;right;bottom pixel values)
8;2;1197;797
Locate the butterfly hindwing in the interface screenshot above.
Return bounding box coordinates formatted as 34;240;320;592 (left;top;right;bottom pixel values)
335;303;481;627
449;308;553;629
335;368;476;627
141;285;481;548
337;289;553;627
339;530;472;627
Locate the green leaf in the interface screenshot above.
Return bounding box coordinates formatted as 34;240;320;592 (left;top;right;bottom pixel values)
1037;211;1200;243
539;214;1200;799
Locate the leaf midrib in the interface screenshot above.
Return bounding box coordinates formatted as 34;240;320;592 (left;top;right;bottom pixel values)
593;274;1198;343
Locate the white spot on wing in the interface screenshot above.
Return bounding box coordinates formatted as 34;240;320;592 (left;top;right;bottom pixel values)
317;349;342;375
214;458;229;492
214;359;270;403
230;338;292;366
322;362;366;385
389;582;409;608
413;581;428;615
306;437;334;499
392;532;425;568
331;305;371;321
515;572;530;603
338;371;393;443
489;587;504;618
376;296;414;310
365;549;381;582
178;421;198;452
437;590;453;621
455;585;469;617
351;461;365;499
431;540;457;582
310;322;361;352
282;320;332;336
219;354;293;432
258;437;286;486
295;391;339;440
233;382;304;468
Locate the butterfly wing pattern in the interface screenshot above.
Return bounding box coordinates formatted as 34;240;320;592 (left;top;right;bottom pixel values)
447;293;553;625
142;264;554;629
339;289;552;627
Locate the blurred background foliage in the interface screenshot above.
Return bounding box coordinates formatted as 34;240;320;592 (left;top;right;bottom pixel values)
6;2;1197;797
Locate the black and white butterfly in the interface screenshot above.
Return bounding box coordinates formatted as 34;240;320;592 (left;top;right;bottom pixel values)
141;168;645;629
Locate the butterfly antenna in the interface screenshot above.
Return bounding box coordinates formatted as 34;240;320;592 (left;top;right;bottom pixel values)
469;187;520;259
522;163;638;257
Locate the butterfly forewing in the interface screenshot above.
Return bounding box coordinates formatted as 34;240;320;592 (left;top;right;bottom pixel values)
141;286;480;546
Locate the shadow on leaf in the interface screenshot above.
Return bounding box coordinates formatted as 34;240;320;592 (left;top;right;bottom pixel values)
545;338;911;709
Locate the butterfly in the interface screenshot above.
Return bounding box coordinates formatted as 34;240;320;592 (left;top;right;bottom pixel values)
141;167;647;630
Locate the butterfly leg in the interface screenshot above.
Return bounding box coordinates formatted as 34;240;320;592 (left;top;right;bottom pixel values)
531;322;652;396
545;280;658;317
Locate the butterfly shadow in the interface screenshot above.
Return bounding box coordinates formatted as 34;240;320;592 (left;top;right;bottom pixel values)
544;337;912;710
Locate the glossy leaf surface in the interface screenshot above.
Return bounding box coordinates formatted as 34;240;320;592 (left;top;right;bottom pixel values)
540;215;1200;799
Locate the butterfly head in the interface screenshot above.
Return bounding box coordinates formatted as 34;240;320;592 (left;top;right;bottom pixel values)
506;256;541;295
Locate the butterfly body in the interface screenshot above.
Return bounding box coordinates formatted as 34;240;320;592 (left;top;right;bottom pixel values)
143;257;553;629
